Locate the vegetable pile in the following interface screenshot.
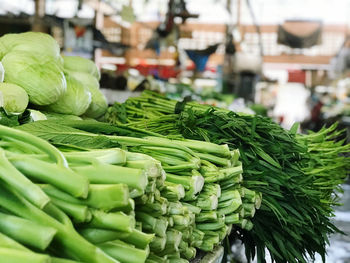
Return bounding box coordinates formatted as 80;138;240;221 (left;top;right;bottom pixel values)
0;124;158;263
1;31;349;263
104;91;350;263
0;32;107;122
16;119;262;262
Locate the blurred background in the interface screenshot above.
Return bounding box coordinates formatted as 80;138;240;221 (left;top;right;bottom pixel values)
1;0;350;134
1;0;350;261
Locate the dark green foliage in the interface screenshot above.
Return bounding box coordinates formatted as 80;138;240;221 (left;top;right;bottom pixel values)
104;91;349;263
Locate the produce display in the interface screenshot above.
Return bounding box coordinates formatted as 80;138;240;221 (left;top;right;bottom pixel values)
16;119;260;262
0;32;107;119
0;125;155;263
104;91;350;263
0;31;349;263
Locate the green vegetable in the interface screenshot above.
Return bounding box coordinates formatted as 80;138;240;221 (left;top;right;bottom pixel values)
99;240;149;263
50;196;91;223
68;71;107;118
64;148;126;165
8;154;89;198
87;210;135;233
44;73;91;116
0;184;118;263
51;257;82;263
0;211;56;250
0;232;29;250
104;91;349;263
0;148;50;208
40;184;130;212
63;56;100;80
13;119;251;260
0;248;51;263
43;111;82;121
0;32;61;61
0;83;28;115
28;109;47;121
72;164;148;192
2;51;66;105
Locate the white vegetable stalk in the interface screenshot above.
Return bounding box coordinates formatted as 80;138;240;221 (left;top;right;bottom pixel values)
0;62;4;82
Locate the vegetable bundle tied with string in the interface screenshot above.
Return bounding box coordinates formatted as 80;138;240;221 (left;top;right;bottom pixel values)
104;90;349;263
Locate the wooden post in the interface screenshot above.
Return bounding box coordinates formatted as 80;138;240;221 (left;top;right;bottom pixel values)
237;0;241;28
32;0;47;32
94;0;104;68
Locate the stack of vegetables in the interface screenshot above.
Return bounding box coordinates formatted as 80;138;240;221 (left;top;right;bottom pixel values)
17;119;262;262
0;124;158;263
1;31;349;263
115;135;256;254
104;90;350;263
0;32;107;123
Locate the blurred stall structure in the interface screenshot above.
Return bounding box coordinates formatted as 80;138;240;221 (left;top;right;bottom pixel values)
1;0;350;129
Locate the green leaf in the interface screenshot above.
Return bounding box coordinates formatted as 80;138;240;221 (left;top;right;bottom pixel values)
16;121;119;149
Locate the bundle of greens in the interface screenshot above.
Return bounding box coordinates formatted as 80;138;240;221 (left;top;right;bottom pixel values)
104;90;349;263
0;124;157;263
16;119;261;262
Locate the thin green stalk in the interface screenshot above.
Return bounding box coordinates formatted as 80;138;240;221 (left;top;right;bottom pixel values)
166;173;204;195
40;184;130;212
63;149;126;165
0;232;29;251
73;164;148;192
171;139;231;158
0;185;118;263
165;229;182;251
9;124;68;167
196;218;225;231
147;253;168;263
168;202;187;215
195;152;231;167
79;228;130;244
193;195;218;211
87;210;135;233
172;215;190;227
125;160;161;178
0;211;56;250
50;197;91;223
195;211;218;223
217;200;242;216
162;182;185;201
0;149;50;209
136;212;168;237
122;228;154;249
0;248;51;263
182;203;201;215
9;155;89;198
98;240;149;263
149;236;166;252
225;213;240;224
51;257;83;263
218;190;241;202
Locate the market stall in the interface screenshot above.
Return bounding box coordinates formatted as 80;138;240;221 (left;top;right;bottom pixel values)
0;31;349;263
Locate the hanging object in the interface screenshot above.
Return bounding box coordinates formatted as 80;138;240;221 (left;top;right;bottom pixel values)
277;20;322;48
145;0;198;52
173;0;199;24
64;20;130;55
185;43;220;72
92;27;130;55
225;32;236;55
